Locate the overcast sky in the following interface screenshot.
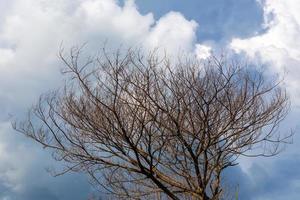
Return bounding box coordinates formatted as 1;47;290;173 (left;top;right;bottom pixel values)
0;0;300;199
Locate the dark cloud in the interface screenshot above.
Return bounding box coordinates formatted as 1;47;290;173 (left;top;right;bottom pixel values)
0;161;96;200
222;109;300;200
15;188;59;200
249;156;300;200
222;153;300;200
0;123;94;200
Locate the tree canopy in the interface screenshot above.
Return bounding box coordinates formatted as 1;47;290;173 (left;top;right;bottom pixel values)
14;47;291;200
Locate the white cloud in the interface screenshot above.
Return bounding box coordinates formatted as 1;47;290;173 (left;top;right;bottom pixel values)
230;0;300;105
146;11;198;53
0;49;14;67
0;0;207;113
230;3;300;197
0;0;213;197
195;44;212;60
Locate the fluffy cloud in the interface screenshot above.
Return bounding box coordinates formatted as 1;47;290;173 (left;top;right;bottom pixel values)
0;0;211;199
231;0;300;105
230;1;300;199
195;44;212;60
0;0;210;113
146;11;198;52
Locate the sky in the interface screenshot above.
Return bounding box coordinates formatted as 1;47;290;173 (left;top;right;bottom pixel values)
0;0;300;199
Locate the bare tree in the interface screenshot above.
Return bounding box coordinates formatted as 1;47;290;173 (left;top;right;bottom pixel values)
14;47;291;200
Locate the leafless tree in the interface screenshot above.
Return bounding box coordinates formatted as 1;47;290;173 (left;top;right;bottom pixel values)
14;47;291;200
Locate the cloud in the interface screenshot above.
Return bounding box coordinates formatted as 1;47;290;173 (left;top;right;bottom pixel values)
195;44;212;60
240;156;300;200
229;1;300;194
228;1;300;194
230;0;300;105
0;122;93;200
0;0;211;199
223;145;300;200
146;11;198;53
0;0;213;116
132;0;264;42
0;0;297;199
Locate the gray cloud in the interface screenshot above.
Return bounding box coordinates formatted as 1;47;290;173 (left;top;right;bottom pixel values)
229;108;300;200
222;153;300;200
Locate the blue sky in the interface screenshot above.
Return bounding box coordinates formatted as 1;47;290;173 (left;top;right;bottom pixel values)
133;0;265;42
0;0;300;199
